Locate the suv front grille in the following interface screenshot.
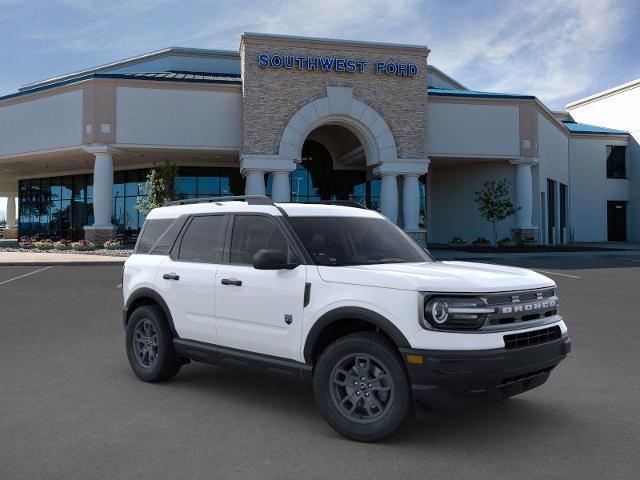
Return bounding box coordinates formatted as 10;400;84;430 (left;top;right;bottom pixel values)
483;288;558;328
503;326;561;349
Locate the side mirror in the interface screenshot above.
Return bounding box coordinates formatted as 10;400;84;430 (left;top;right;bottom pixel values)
252;249;298;270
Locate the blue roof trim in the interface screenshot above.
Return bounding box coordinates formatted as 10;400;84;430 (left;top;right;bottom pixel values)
428;87;535;100
0;72;242;102
562;121;628;135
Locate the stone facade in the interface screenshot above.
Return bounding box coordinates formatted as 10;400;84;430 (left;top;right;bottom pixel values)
1;228;18;239
240;34;429;161
84;226;117;247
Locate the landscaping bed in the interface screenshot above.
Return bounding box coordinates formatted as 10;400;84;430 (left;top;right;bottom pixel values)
0;247;132;257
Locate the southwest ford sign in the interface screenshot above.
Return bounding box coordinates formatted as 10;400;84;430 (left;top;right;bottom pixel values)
257;54;418;77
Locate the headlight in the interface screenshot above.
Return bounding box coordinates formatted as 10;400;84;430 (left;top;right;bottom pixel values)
423;296;494;330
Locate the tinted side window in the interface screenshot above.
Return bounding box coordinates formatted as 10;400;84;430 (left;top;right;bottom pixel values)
178;215;227;263
136;219;174;254
229;215;289;264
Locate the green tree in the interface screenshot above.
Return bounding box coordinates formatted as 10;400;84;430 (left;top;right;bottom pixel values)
474;179;519;246
136;161;178;215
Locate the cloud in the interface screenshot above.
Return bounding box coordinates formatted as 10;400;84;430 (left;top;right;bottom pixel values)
1;0;637;109
425;0;630;108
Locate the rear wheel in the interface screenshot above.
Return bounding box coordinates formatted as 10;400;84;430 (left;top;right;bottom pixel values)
313;332;411;442
126;305;181;382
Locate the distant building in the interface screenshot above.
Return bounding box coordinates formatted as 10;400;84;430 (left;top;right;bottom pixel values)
0;33;635;244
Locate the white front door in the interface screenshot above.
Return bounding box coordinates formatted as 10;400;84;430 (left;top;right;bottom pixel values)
214;214;306;361
156;214;229;345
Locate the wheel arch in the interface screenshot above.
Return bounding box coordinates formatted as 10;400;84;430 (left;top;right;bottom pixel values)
303;307;410;364
124;287;179;338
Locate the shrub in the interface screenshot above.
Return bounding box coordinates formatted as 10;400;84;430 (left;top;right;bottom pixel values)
54;239;73;250
19;236;34;249
103;239;123;250
449;237;466;245
497;237;517;247
71;240;96;251
472;237;491;246
33;239;54;250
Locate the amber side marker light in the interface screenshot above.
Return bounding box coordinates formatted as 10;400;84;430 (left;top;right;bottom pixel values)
406;354;424;365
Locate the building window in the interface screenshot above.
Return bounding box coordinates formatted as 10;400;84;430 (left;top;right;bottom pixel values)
18;166;244;242
606;145;626;179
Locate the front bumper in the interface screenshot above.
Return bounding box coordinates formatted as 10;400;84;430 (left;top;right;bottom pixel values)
400;335;571;410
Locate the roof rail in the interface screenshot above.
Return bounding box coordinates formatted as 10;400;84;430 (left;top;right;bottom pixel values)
313;200;368;209
163;195;275;207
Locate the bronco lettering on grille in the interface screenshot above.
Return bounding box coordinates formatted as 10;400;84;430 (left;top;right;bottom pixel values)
498;298;557;314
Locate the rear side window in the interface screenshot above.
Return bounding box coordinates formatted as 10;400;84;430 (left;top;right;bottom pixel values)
229;215;290;264
177;215;228;263
136;219;174;254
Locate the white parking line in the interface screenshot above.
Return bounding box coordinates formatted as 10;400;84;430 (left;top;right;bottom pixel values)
0;266;52;286
534;269;581;279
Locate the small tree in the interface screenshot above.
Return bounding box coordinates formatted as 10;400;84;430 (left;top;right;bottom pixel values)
474;179;519;246
136;161;178;215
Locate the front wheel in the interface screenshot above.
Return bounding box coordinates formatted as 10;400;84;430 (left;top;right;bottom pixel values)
313;332;411;442
125;305;181;382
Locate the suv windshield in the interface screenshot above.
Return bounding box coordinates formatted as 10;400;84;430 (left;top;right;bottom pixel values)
288;216;432;266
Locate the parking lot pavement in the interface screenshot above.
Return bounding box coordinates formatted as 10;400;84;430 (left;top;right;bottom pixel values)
1;259;639;480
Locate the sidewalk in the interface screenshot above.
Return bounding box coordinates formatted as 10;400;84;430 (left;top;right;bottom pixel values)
0;251;127;266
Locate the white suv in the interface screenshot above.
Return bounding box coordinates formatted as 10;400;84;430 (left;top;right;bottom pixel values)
122;196;570;441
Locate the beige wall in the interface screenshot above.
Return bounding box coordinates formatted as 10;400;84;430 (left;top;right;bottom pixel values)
427;102;520;157
115;86;242;148
0;90;83;157
240;35;429;159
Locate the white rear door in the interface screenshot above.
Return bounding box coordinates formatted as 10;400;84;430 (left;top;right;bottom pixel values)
156;214;229;345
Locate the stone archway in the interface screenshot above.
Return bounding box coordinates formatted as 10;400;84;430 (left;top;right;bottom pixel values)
278;86;398;166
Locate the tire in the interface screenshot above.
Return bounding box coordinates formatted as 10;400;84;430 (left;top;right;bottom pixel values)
313;331;411;442
125;304;181;383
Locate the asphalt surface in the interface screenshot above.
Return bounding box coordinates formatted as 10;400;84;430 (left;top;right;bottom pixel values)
1;257;639;480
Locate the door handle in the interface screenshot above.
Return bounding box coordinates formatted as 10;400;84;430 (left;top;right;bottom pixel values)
221;278;242;286
162;273;180;281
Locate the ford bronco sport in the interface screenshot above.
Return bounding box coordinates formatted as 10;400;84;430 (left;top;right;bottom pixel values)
122;196;570;441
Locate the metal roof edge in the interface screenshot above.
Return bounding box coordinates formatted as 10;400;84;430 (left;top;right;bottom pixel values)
565;78;640;109
427;88;535;100
2;72;242;103
19;46;240;92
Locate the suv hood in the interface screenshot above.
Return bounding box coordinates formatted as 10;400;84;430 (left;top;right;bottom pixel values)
317;261;555;293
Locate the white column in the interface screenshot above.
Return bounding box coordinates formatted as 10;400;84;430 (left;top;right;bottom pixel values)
380;174;399;224
271;171;290;203
6;195;17;229
92;152;114;227
511;159;535;228
245;170;266;196
402;175;420;231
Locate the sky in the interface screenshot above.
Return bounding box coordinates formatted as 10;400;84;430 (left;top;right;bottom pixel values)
1;0;640;214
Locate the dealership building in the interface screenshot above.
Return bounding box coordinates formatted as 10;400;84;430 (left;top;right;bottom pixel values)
0;33;637;245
